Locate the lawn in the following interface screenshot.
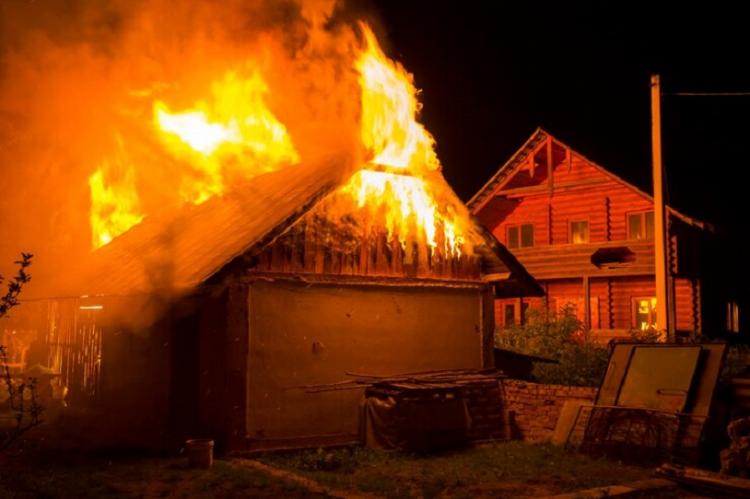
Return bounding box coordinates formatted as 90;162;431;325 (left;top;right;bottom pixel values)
259;441;657;498
0;441;687;498
0;450;326;499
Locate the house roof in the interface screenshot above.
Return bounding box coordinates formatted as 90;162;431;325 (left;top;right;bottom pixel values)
49;154;349;297
47;153;541;298
468;127;709;230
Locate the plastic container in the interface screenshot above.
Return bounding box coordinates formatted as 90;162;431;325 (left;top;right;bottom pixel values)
185;438;214;469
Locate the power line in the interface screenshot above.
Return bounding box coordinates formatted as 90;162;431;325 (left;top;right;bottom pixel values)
664;92;750;96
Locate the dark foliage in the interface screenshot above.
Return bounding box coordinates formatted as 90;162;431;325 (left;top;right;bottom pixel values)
496;306;610;387
1;252;42;451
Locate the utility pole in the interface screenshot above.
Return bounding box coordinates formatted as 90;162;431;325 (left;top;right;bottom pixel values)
650;74;672;339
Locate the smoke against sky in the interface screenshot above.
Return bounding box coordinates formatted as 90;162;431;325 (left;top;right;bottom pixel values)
0;0;382;286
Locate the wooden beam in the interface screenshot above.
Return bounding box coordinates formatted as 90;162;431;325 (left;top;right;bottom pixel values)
604;196;611;242
547;202;553;245
547;137;554;195
583;276;591;331
651;74;671;338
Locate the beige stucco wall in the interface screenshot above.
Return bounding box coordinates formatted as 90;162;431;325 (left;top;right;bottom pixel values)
245;279;488;442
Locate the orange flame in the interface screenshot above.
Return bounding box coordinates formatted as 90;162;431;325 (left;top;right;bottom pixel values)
87;22;468;258
356;26;439;171
89;138;144;248
338;24;466;255
154;70;299;204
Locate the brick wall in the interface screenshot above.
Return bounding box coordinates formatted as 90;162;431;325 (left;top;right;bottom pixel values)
461;380;510;442
501;379;597;442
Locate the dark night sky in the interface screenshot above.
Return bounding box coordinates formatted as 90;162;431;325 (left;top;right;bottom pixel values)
368;1;749;236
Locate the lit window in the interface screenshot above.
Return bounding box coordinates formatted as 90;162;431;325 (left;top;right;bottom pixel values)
628;211;655;240
520;224;534;247
633;297;657;330
507;226;519;249
570;220;590;244
727;301;740;333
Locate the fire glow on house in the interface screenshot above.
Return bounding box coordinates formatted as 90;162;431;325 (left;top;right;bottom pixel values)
0;1;540;450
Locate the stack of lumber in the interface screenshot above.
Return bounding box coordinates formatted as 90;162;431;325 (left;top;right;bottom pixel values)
297;368;505;393
657;463;750;498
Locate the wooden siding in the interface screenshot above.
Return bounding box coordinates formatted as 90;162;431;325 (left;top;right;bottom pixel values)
507;240;655;280
254;214;483;281
478;132;708;336
491;154;655;247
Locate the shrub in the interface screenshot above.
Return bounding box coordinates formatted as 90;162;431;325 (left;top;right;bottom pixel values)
496;306;609;387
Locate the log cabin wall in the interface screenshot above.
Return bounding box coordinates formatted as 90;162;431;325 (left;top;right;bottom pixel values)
475;132;709;338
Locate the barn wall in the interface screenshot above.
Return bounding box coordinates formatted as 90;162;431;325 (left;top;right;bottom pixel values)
244;279;489;445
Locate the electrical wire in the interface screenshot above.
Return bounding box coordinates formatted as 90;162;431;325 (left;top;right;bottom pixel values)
664;92;750;96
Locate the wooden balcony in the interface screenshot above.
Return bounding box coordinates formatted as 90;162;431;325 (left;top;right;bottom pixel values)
510;240;655;280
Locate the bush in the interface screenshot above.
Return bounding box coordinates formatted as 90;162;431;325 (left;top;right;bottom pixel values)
722;343;750;380
496;306;609;387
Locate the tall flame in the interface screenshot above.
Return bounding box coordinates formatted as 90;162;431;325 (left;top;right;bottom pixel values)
356;26;439;171
154;70;299;204
338;24;465;255
89;139;144;248
86;22;468;257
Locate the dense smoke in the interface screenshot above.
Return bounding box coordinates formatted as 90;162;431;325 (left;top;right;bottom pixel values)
0;0;381;292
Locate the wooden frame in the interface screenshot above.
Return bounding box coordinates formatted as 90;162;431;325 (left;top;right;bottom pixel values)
727;301;740;333
505;223;534;248
506;225;520;249
569;218;591;244
499;298;530;328
626;210;655;241
632;296;658;330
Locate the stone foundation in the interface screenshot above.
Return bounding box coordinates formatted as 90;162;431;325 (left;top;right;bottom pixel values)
500;379;597;442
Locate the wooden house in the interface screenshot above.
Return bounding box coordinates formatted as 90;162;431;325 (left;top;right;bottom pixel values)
469;128;724;342
6;155;539;451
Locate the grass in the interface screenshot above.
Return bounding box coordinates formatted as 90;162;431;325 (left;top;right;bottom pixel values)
259;441;657;498
0;451;325;498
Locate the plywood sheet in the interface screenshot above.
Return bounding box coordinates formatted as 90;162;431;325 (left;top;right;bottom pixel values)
617;346;701;412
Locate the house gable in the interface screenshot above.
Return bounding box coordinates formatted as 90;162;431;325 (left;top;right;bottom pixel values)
471;128;706;248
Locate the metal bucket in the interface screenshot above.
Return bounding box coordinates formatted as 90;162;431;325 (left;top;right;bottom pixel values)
185;438;214;469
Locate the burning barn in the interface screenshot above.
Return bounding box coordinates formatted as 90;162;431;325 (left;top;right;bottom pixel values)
2;23;539;451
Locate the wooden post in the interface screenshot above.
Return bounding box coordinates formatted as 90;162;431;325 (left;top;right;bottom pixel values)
303;221;316;272
583;276;591;333
528;152;535;179
546;137;554;194
651;74;672;339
